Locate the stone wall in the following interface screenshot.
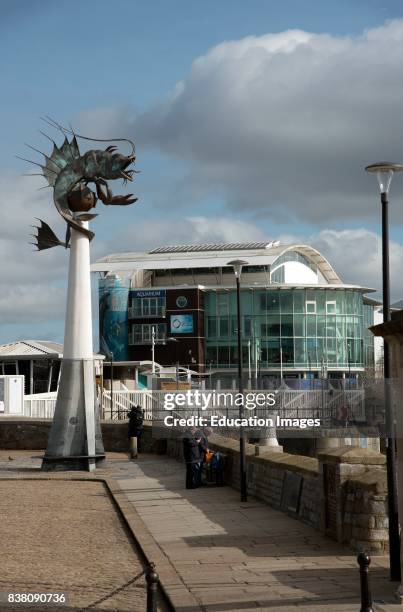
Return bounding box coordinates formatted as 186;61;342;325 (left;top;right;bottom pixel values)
318;447;388;554
0;418;165;454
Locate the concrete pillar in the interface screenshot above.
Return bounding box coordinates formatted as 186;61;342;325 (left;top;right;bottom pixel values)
42;222;105;472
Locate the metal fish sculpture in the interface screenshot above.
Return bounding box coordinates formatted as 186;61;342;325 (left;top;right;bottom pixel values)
18;117;138;250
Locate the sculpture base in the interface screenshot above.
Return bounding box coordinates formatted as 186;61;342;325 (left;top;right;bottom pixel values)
42;358;105;472
41;454;106;472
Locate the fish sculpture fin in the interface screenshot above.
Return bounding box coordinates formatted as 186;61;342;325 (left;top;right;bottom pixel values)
31;219;69;250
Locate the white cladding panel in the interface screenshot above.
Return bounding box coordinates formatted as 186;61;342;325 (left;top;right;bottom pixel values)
283;262;318;284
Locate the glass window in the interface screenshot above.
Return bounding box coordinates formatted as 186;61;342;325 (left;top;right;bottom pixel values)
293;290;304;313
281;338;294;363
326;316;336;337
219;318;229;337
266;315;280;336
294;338;307;365
336;317;345;339
267;339;280;364
267;291;280;312
230;345;238;365
131;323;166;344
294;315;305;337
218;293;229;315
271;266;285;283
316;291;326;314
326;338;337;363
345;291;354;313
281;315;293;337
326;301;336;314
306;301;316;314
317;315;326;337
306;315;317;336
132;296;166;318
337;338;346;366
207;317;217;337
206;346;217;365
244;316;252;337
346;316;355;337
307;338;318;365
280;292;293;313
217;346;229;366
335;292;344;314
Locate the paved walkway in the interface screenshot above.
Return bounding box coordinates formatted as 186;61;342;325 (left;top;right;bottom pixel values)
0;451;401;611
111;454;401;612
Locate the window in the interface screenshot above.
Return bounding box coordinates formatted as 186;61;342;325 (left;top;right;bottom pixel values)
306;301;316;314
326;301;336;314
132;296;165;318
270;266;285;283
206;317;217;338
217;293;229;315
130;323;166;345
244;316;252;337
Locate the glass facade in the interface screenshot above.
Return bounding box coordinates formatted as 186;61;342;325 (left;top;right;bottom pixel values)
205;288;374;371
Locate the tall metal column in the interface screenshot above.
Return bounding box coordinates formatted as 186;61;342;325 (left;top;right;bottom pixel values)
365;161;403;582
42;221;105;471
381;191;400;581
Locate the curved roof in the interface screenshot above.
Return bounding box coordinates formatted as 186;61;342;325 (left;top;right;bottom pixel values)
91;241;342;283
272;244;342;284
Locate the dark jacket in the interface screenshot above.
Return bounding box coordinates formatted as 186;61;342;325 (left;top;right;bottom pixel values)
183;432;200;463
128;406;144;438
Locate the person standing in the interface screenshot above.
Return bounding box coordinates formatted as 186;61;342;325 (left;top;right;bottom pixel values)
128;404;144;459
195;427;212;486
183;427;201;489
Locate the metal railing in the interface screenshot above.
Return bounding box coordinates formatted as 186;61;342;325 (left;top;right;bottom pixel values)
23;393;57;418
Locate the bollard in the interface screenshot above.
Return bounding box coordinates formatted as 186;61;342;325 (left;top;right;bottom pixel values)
130;436;138;460
145;562;158;612
357;552;374;612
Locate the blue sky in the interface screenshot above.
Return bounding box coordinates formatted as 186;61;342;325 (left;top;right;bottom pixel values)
2;0;403;346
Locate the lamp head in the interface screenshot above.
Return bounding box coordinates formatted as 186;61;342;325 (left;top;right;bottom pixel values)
227;259;249;279
365;162;403;195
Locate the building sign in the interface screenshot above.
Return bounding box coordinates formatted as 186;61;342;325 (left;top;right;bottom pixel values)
170;314;194;334
176;295;188;308
132;289;166;298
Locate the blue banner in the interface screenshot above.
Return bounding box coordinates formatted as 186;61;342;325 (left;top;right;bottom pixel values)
170;314;194;334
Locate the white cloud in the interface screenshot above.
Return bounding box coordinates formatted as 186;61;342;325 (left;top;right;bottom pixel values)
103;215;266;253
128;20;403;223
0;170;68;331
276;227;403;301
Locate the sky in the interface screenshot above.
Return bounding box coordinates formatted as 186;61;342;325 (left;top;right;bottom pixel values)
2;0;403;348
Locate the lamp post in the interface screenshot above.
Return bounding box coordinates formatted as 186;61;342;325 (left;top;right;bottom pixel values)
151;326;156;375
365;161;403;582
227;258;249;502
167;337;180;387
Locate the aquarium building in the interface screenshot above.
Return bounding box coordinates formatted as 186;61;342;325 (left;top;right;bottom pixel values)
91;241;377;382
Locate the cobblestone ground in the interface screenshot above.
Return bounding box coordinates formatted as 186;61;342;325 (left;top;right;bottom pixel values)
0;470;156;612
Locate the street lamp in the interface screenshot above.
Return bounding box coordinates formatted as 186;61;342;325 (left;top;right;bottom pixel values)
365;161;403;582
227;258;249;502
